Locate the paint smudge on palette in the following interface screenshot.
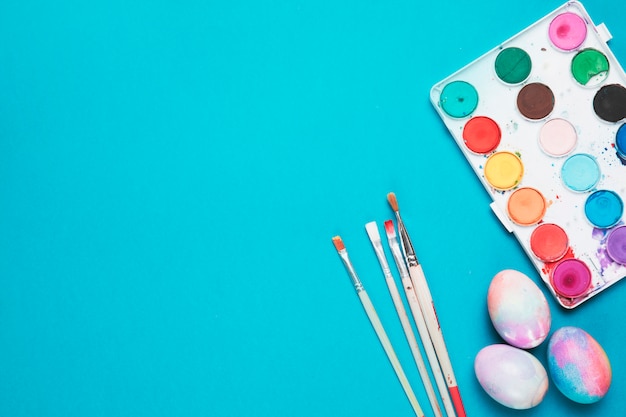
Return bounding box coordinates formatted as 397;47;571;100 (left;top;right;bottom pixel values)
430;1;626;308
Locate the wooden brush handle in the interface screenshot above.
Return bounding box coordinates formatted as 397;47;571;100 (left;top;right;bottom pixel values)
408;264;466;417
386;275;443;417
401;275;456;417
357;290;425;417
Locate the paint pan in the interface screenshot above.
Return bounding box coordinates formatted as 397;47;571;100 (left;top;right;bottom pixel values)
530;223;569;262
606;226;626;265
430;1;626;308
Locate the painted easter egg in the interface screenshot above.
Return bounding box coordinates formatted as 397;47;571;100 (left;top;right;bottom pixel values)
547;326;612;403
487;269;551;349
475;344;549;409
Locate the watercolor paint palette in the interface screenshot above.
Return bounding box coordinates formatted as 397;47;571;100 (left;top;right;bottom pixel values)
430;1;626;308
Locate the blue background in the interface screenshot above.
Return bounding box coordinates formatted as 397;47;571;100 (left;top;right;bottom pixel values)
1;0;625;416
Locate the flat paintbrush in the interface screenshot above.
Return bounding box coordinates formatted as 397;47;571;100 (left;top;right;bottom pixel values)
332;235;425;417
365;221;443;417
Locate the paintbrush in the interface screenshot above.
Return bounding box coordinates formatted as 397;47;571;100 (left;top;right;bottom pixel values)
365;221;443;417
387;192;467;417
332;235;425;417
385;219;456;417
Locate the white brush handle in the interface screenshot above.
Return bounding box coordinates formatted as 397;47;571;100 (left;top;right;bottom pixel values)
401;275;456;417
357;289;425;417
366;221;442;417
408;264;465;417
385;274;443;417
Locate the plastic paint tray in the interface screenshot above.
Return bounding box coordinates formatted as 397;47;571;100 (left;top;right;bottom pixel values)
430;1;626;309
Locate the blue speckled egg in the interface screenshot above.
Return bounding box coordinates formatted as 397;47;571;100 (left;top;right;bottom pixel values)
475;344;548;409
547;326;612;403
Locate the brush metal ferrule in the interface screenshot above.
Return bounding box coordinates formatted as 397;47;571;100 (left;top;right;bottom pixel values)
395;214;419;267
387;236;410;280
338;250;364;292
370;239;393;277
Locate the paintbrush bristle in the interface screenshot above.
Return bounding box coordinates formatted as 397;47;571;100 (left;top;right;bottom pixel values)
332;235;345;252
387;192;399;212
384;220;396;239
365;221;381;242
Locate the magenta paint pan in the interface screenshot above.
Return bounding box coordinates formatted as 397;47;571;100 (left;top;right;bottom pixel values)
430;1;626;309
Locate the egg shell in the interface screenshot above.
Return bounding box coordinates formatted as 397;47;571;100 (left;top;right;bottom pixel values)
547;326;612;403
487;269;551;348
475;344;549;409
